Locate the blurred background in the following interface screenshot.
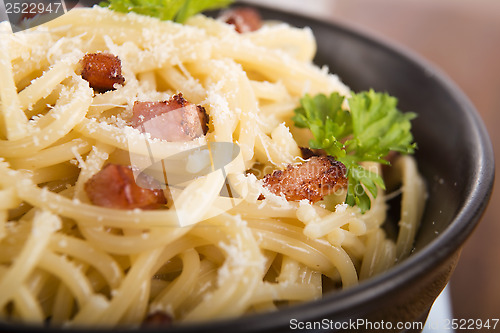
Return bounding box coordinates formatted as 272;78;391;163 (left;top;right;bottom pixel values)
244;0;499;326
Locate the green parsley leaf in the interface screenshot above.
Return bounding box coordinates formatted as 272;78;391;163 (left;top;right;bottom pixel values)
99;0;234;23
292;92;351;159
346;90;417;163
293;89;417;213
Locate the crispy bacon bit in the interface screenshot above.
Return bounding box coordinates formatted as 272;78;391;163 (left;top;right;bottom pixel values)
142;311;173;328
80;53;125;93
219;7;262;33
84;164;166;210
299;147;326;160
130;93;209;141
263;156;348;203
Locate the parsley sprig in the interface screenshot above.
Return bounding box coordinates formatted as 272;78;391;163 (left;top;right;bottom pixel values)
293;90;417;212
99;0;234;23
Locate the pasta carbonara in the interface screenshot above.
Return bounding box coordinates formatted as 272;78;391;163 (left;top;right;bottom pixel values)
0;6;426;328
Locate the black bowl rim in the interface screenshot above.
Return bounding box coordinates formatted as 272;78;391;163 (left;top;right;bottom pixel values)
1;4;495;333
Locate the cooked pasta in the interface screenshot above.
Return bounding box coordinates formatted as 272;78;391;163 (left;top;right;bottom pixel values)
0;6;426;328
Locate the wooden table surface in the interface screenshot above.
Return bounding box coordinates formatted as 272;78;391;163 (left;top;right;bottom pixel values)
246;0;500;323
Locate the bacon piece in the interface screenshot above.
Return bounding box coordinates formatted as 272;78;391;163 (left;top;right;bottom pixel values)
80;53;125;93
130;93;209;141
263;156;348;203
299;147;326;160
84;164;166;210
219;7;262;33
142;311;173;328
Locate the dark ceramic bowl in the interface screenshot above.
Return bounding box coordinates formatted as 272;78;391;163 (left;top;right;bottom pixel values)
2;4;494;333
178;7;495;332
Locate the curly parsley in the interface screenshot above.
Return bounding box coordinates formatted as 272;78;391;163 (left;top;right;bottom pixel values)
293;90;417;212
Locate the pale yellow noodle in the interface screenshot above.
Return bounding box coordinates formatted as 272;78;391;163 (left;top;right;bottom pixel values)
121;280;150;326
303;206;362;239
157;66;206;104
153;249;201;312
328;228;366;260
8;138;93;170
0;28;27;140
359;228;385;280
247;24;316;62
250;80;290;102
69;294;110;327
13;286;45;323
0;77;92;157
0;187;22;210
212;40;348;97
93;248;163;326
395;155;427;260
176;260;218;314
0;210;60;308
18;60;78;111
249;282;320;304
51;284;75;324
37;251;94;308
49;234;123;288
183;216;262;321
277;256;300;284
78;227;188;255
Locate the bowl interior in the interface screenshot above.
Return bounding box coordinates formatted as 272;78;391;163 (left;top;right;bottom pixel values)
307;15;493;253
2;4;495;333
190;5;494;332
149;6;494;333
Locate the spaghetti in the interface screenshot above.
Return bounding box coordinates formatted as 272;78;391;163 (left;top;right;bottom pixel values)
0;7;426;328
